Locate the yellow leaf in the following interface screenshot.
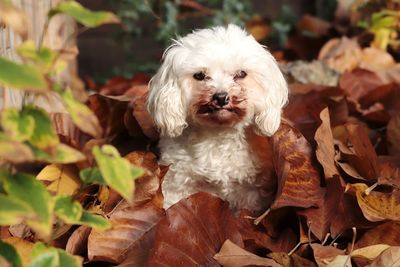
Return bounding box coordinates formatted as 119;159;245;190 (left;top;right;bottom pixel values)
352;244;390;260
4;237;34;267
347;183;400;222
37;164;81;196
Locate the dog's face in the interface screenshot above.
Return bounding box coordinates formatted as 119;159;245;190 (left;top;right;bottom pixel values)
147;24;288;137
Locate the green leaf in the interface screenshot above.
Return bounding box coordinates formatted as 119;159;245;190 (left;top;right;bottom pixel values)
28;250;58;267
60;89;102;138
1;108;35;141
2;173;53;240
49;1;120;27
58;249;81;267
79;167;106;185
0;194;34;225
17;41;55;71
31;144;85;164
54;196;83;224
0;57;48;91
0;239;22;267
92;145;143;203
21;106;59;150
78;211;110;230
29;243;81;267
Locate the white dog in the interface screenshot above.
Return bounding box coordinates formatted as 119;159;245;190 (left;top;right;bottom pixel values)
147;24;288;211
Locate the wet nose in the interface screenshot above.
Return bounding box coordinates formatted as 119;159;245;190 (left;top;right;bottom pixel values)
212;92;230;107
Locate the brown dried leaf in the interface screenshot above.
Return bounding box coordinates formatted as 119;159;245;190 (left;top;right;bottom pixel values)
378;156;400;188
65;225;92;256
387;112;400;157
347;183;400;222
145;192;243;267
88;151;165;264
315;108;339;179
88;94;130;138
339;69;385;102
271;124;325;209
268;252;317;267
213;239;282;267
366;246;400;267
298;176;344;241
297;15;331;37
340;124;380;180
330;192;375;238
318;37;363;73
311;243;345;267
358;47;396;72
355;221;400;249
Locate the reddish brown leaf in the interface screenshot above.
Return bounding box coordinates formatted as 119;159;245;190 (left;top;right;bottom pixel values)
213;239;282;267
88;151;165;264
297;15;331;37
387;112;400;158
339;68;385;101
88;94;131;138
271;124;325;209
315;108;339;179
145;192;244;267
339;124;380;180
66;225;92;256
330;193;375;238
88;201;164;263
298;176;344;241
99;74;150;96
355;221;400;249
284;87;348;142
378;156;400;188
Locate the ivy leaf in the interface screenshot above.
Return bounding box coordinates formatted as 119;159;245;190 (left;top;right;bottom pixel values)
0;0;28;39
79;211;111;230
21;106;59;151
29;243;82;267
58;249;82;267
2;172;53;240
49;1;120;28
92;145;144;203
0;57;48;91
28;252;58;267
0;239;22;267
79;167;106;185
60;89;102;138
0;194;34;225
1;108;35;141
17;41;55;71
31;144;85;164
54;196;83;224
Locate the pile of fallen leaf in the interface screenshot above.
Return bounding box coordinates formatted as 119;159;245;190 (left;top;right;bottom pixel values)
2;36;400;267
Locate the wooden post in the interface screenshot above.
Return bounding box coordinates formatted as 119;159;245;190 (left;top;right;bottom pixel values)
0;0;77;111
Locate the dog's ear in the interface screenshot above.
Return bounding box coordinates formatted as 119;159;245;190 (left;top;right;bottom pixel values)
254;52;288;136
147;45;187;137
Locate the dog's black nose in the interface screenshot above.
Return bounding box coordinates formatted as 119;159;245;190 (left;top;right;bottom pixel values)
212;92;230;107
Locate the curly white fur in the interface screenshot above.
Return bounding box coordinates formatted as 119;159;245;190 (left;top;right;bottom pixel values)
147;24;288;211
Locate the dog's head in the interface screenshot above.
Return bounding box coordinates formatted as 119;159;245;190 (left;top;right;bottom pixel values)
147;24;288;137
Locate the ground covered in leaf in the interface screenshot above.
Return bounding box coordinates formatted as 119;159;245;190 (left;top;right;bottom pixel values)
2;22;400;267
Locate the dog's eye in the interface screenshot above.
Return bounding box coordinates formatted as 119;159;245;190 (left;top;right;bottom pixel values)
234;70;247;80
193;72;206;81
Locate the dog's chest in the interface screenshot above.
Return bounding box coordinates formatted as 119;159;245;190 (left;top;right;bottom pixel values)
159;130;260;184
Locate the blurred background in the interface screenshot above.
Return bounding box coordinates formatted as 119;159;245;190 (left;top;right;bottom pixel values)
76;0;400;86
